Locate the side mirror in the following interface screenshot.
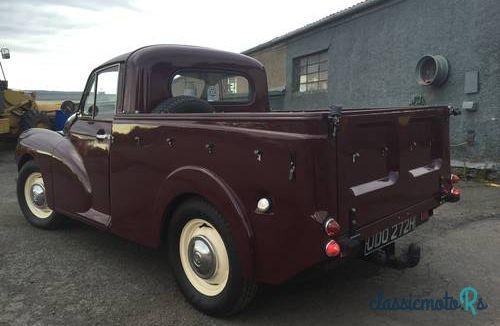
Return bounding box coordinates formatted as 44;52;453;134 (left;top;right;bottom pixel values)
63;112;79;136
87;104;98;116
1;48;10;60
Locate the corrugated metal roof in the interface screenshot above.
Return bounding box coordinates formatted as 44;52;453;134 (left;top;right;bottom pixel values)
242;0;389;54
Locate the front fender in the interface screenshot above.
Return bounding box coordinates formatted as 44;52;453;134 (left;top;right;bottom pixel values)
16;129;64;209
16;128;63;165
152;166;255;278
16;128;92;213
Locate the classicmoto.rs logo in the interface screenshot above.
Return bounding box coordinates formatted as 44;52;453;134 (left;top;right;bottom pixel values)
369;287;488;316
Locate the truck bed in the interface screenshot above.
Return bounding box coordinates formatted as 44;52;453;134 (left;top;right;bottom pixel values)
113;105;452;234
110;105;453;282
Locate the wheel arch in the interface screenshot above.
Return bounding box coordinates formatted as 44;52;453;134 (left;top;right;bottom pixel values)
153;166;255;278
17;153;34;171
16;127;92;213
159;192;199;243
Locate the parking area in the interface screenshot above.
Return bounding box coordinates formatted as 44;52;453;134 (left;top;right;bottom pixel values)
0;145;498;326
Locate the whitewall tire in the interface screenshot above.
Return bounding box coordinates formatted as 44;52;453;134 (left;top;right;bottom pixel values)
168;198;258;316
17;161;64;229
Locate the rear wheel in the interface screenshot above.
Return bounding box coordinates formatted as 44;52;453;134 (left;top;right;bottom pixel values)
168;198;258;316
17;161;64;229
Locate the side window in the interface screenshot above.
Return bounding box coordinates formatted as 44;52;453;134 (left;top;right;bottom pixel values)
94;66;119;119
81;66;119;118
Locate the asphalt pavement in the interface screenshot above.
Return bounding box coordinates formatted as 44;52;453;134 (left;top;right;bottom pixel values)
0;146;498;326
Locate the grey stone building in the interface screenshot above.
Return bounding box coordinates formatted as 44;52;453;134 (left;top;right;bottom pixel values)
243;0;500;173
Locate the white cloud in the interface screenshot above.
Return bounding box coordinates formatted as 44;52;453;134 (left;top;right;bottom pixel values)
1;0;361;91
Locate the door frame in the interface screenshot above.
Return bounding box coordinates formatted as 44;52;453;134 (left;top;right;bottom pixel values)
66;63;124;227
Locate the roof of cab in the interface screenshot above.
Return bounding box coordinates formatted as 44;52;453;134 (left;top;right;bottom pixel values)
96;44;270;113
98;44;264;71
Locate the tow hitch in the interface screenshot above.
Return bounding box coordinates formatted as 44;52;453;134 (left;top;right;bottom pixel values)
368;242;421;270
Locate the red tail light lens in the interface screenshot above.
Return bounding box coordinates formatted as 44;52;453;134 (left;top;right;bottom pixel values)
451;174;460;184
324;218;341;237
446;186;461;202
325;240;341;257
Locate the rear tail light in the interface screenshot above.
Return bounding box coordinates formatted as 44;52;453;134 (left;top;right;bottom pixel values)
447;186;461;202
324;218;341;237
441;174;461;203
325;240;341;257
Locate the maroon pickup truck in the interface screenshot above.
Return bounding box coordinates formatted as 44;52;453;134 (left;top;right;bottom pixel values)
15;45;460;316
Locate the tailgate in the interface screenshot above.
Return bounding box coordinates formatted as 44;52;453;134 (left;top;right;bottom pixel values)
337;106;450;228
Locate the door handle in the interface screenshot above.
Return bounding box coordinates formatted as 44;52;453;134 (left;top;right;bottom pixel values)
134;136;142;148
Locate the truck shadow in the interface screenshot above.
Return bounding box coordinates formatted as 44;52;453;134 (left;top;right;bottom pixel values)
231;260;385;322
66;218;385;322
0;139;17;153
37;216;452;326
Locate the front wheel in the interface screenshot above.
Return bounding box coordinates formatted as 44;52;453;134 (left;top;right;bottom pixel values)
168;198;258;316
17;161;64;229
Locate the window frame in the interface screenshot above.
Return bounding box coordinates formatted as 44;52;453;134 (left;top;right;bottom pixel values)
293;50;329;94
79;73;97;118
79;63;122;120
94;65;120;120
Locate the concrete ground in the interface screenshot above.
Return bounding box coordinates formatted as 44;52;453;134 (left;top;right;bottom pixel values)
0;146;498;326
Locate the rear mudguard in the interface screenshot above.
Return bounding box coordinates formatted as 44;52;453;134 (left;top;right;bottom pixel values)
151;166;255;278
16;128;92;213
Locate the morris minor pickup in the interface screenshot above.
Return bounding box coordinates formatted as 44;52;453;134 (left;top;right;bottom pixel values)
15;45;460;316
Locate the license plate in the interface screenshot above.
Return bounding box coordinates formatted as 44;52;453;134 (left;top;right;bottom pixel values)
364;216;417;255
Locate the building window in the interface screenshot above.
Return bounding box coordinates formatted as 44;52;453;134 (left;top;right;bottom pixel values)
295;51;328;93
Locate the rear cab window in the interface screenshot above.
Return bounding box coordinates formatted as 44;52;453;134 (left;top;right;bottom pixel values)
147;67;254;113
171;71;251;103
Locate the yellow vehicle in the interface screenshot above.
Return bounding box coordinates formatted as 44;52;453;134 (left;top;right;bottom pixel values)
0;47;66;137
0;86;55;136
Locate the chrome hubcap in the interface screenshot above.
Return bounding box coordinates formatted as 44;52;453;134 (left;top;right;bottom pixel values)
179;219;229;296
30;184;47;208
188;235;217;279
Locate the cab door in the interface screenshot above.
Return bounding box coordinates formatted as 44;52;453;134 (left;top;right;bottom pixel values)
59;65;120;227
